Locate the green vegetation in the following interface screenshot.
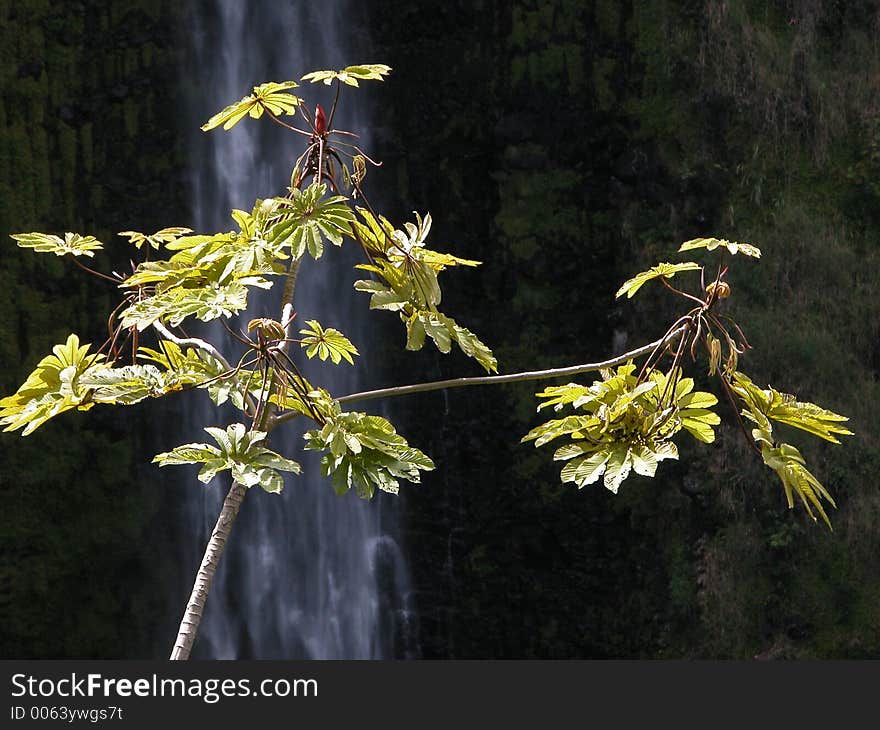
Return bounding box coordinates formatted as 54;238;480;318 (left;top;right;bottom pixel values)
2;0;878;661
1;38;857;660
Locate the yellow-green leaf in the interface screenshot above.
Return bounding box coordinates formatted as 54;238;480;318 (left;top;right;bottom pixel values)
201;81;300;131
11;232;103;257
679;237;761;258
615;262;701;299
301;64;392;87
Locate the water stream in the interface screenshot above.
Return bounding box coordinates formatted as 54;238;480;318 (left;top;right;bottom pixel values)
177;0;417;660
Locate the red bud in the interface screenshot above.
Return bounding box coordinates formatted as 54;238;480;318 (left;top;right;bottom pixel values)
315;104;327;135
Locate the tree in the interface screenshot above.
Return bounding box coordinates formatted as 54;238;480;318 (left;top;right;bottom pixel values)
0;64;853;660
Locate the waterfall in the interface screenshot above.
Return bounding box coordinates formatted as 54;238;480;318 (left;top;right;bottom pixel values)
177;0;417;659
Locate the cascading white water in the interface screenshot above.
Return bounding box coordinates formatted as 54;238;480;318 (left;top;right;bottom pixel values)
179;0;418;659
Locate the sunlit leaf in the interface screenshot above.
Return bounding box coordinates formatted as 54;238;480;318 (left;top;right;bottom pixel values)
268;183;355;259
762;442;836;529
154;423;301;494
11;232;103;258
525;363;713;492
679;237;762;258
305;409;433;499
0;335;107;435
301;64;392;87
299;320;359;365
615;262;701;299
201;81;300;131
120;279;270;331
731;372;853;444
118;227;194;250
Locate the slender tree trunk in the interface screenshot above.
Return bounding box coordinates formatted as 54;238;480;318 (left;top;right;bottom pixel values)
170;481;248;660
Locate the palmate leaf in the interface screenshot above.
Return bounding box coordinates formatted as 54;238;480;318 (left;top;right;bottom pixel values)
728;371;849;528
384;211;481;270
305;410;433;499
679;237;762;258
615;262;701;299
154;423;301;494
201;81;300;131
268;183;355;259
354;272;497;372
120;278;271;331
730;372;853;444
299;320;359;365
524;363;717;493
301;64;391;87
0;336;193;434
762;442;836;529
352;209;496;372
123;204;288;294
11;232;103;257
351;208;396;256
403;310;498;373
78;364;171;405
138;340;253;407
0;334;106;435
118;227;194;250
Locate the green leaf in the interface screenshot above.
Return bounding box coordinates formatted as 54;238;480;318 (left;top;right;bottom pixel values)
761;442;836;529
680;409;721;443
525;363;709;493
305;409;433;499
731;372;853;444
603;446;633;493
120;278;270;331
154;423;301;494
0;335;107;435
138;340;238;403
201;81;300;131
268;183;355;260
301;64;391;87
679;237;762;258
118;227;194;250
299;320;359;365
630;445;659;477
559;450;610;488
678;391;718;409
79;364;170;405
356;261;496;372
616;262;701;299
11;231;103;257
534;383;595;412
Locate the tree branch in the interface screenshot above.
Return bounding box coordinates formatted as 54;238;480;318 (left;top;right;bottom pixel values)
271;327;686;425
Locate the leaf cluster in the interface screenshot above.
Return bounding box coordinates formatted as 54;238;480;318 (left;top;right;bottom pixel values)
523;363;720;493
304;395;433;499
731;371;853;527
154;423;301;494
301;64;391;87
0;335;217;435
353;210;496;372
119;187;352;331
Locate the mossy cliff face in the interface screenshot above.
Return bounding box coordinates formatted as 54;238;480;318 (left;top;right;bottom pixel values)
369;0;880;658
0;0;186;658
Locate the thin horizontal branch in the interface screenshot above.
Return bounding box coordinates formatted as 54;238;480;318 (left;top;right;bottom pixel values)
272;326;685;427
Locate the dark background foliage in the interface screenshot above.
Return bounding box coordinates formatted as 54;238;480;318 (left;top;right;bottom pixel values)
1;0;878;659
